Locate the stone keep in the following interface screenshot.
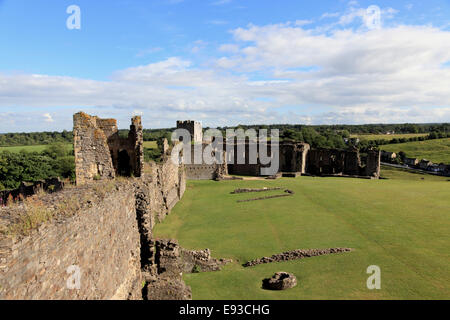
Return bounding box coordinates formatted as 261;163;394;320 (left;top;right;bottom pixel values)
73;112;144;185
176;120;203;143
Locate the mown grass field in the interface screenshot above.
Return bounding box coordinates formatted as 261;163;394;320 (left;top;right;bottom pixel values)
154;170;450;300
351;133;428;141
380;165;449;182
382;138;450;164
0;144;73;153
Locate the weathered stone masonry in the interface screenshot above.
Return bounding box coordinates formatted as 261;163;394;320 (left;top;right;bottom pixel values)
0;182;142;300
0;113;188;300
183;138;380;180
0;159;187;300
73;112;144;185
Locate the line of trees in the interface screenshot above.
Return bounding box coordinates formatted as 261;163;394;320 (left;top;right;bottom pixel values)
0;131;73;146
2;123;449;148
219;123;450;135
0;143;75;191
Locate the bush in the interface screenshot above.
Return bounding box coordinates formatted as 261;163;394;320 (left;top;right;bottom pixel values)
192;265;202;273
144;148;163;163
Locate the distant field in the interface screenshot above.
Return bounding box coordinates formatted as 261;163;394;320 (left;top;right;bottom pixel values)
0;144;73;153
351;133;428;141
143;141;158;149
154;174;450;299
380;165;449;181
381;138;450;164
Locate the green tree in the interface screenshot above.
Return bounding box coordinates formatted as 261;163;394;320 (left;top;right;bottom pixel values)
341;130;350;139
43;143;68;159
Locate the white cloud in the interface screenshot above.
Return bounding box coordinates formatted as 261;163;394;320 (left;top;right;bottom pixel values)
321;12;340;19
1;7;450;131
43;113;54;123
218;43;240;53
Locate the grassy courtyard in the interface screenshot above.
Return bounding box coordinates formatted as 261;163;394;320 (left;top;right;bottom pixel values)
154;172;450;300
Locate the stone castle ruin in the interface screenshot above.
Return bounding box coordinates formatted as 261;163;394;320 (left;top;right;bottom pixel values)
0;112;205;300
176;120;203;143
73;112;144;185
0;113;380;301
176;120;380;180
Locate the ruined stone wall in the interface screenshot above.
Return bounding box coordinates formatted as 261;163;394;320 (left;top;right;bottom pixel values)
185;165;220;180
306;148;380;178
144;239;230;300
279;143;310;174
74;112;144;185
0;156;187;300
227;141;310;177
307;148;347;175
73;113;116;185
184;143;227;180
0;178;64;206
364;150;381;178
344;149;361;176
107;116;144;178
227;141;263;176
0;182;142;300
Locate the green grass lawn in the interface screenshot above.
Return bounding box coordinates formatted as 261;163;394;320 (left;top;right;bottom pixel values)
154;174;450;300
381;138;450;164
0;144;73;153
380;165;449;182
143;141;158;149
351;133;428;141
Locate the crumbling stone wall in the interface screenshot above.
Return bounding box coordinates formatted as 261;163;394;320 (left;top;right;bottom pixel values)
73;112;144;185
279;142;310;174
0;154;187;300
143;239;230;300
227;140;261;176
0;181;142;300
364;150;381;178
0;178;64;206
226;141;310;177
307;148;347;175
184;143;228;180
306;148;380;178
73;113;116;185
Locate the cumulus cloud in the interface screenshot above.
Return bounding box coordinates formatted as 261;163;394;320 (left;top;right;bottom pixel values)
1;5;450;132
43;113;54;123
221;23;450;110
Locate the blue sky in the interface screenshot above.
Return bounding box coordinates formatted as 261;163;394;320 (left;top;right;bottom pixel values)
0;0;450;132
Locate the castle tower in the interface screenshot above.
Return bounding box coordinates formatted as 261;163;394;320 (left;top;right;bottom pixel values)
176;120;203;143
